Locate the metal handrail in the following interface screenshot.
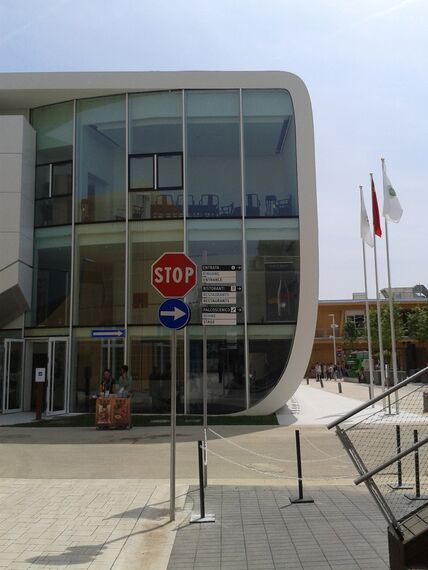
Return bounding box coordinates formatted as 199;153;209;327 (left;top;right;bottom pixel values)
354;435;428;485
327;365;428;429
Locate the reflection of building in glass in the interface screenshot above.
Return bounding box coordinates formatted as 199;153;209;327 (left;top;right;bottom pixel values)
0;72;317;416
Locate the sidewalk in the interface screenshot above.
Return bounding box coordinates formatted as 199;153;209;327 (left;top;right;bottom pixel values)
167;485;389;570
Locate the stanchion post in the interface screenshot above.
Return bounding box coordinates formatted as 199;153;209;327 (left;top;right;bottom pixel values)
338;382;342;394
190;440;215;523
290;430;314;504
320;378;324;389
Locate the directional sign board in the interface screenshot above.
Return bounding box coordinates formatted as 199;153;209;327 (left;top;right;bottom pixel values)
151;252;197;298
158;299;191;330
202;285;242;305
91;329;126;339
202;306;242;326
202;264;241;285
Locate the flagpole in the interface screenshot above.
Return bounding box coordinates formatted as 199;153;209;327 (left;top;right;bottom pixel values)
359;185;375;400
371;173;386;391
381;157;400;411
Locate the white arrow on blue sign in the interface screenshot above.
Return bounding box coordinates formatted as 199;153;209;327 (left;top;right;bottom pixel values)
158;299;191;330
91;330;126;338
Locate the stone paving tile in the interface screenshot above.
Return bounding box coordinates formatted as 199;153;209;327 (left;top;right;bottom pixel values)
168;485;389;570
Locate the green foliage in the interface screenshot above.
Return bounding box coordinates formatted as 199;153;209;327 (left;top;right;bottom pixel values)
369;303;404;360
406;306;428;342
343;319;358;347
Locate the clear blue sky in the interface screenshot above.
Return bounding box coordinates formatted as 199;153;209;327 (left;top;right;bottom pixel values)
1;0;426;300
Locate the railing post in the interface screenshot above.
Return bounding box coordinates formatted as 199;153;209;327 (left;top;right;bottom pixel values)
388;426;412;490
405;429;428;501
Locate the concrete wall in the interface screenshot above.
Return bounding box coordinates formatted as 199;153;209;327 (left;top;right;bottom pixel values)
0;115;35;326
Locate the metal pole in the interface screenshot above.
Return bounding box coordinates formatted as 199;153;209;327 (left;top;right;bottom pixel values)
170;329;177;522
373;226;386;391
198;440;206;519
330;314;337;367
384;217;400;413
359;197;375;401
290;429;314;504
414;429;420;498
202;325;208;487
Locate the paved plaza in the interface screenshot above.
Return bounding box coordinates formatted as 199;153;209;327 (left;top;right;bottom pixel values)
0;381;398;569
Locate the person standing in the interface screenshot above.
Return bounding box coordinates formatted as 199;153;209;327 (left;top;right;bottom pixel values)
118;365;132;395
100;369;113;396
315;362;322;382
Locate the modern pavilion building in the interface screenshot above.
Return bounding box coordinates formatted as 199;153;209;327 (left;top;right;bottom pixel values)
0;71;318;416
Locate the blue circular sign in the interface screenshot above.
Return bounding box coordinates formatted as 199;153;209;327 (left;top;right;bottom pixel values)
158;298;191;330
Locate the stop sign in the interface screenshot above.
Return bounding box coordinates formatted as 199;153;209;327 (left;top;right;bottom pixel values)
151;252;197;298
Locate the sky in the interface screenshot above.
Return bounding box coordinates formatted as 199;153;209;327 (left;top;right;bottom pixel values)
0;0;426;300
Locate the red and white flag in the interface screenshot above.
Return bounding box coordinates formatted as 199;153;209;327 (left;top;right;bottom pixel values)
370;174;382;238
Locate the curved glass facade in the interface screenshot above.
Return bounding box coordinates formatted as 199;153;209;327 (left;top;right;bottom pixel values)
29;88;299;414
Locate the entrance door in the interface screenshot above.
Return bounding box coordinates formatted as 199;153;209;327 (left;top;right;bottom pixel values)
46;338;68;415
2;339;24;413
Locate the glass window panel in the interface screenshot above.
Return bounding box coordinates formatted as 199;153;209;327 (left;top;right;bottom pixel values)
186;91;241;218
129;191;183;220
29;227;72;327
129;155;154;190
158;154;182;189
243;90;297;217
129;220;184;324
76;95;126;222
52;162;72;196
246;219;299;323
129;91;182;155
71;332;124;412
187;219;244;324
187;325;246;413
74;223;125;325
35;165;50;199
127;326;184;414
31;101;73;165
34;195;72;227
249;324;295;405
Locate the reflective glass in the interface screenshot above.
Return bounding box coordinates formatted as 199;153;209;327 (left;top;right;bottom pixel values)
52;162;73;196
128;326;184;413
31;101;73;164
74;223;125;325
186;91;241;218
76;95;126;222
129;220;183;324
35;165;50;199
129;156;154;190
187;325;246;413
243;90;297;217
71;333;124;412
158;154;182;189
246;219;299;323
129;191;183;220
249;324;295;405
129;91;182;154
187;220;244;323
30;227;72;327
35;195;72;227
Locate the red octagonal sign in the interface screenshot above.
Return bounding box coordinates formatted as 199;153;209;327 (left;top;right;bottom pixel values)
151;252;197;298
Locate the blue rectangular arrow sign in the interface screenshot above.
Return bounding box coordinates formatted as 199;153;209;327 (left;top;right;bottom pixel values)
91;330;126;339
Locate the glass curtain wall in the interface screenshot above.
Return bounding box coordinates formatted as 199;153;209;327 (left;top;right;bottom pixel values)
129;91;183;219
186;91;241;218
31;101;73;227
242;90;297;217
75;95;126;222
29;87;299;414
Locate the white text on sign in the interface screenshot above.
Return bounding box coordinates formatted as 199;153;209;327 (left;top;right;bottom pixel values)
153;266;195;285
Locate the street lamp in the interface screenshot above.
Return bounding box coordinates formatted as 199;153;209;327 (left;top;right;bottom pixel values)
329;313;339;366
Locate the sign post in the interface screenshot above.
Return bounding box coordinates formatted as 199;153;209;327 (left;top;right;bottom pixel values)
151;252;196;522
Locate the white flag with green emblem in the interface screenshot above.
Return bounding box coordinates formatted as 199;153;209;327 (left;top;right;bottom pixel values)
382;161;403;223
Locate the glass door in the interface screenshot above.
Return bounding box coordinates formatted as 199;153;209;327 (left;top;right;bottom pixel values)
46;338;68;415
2;340;24;413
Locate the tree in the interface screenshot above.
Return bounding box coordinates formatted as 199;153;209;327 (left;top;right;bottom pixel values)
406;306;428;343
343;319;358;351
368;303;404;364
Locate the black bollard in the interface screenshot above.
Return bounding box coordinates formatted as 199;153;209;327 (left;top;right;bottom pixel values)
290;430;314;504
320;378;324;389
190;440;215;523
338;382;342;394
